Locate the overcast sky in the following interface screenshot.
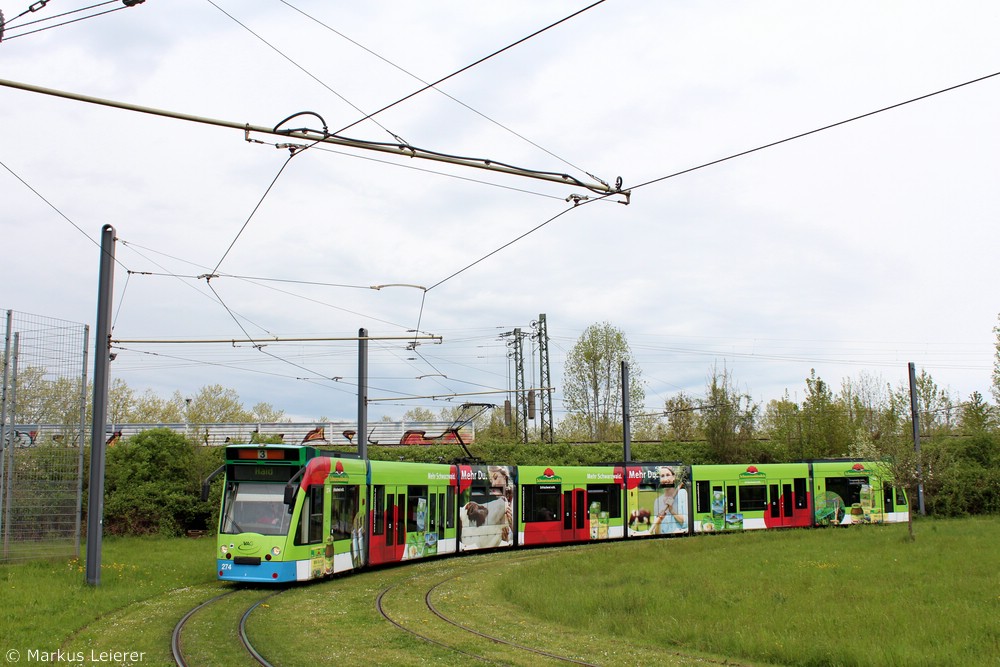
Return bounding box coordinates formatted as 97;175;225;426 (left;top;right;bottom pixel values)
2;1;998;426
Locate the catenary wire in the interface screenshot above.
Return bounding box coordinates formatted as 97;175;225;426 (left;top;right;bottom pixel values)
210;149;300;276
1;1;139;41
119;240;278;337
413;67;1000;343
0;156;133;274
120;237;429;332
307;144;570;201
0;1;116;32
204;0;406;144
332;0;609;137
626;69;1000;194
277;0;607;188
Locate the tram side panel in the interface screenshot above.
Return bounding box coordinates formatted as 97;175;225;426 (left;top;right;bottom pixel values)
810;460;909;526
368;460;458;566
621;463;693;538
278;455;371;581
517;465;625;546
689;463;812;533
455;464;516;552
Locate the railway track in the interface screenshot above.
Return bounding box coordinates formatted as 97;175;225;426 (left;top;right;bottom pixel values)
171;587;282;667
375;552;600;666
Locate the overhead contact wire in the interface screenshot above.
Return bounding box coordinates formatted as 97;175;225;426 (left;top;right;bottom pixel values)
204;0;405;143
333;0;609;136
278;0;605;186
628;69;1000;193
1;2;138;41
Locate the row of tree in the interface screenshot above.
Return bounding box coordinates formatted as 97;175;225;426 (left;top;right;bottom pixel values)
7;319;999;451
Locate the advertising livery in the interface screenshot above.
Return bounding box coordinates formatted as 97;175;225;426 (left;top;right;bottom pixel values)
214;448;908;583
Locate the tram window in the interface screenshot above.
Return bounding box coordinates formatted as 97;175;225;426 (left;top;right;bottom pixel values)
438;493;446;538
445;486;455;529
895;486;907;506
330;485;359;541
586;484;621;518
726;486;737;513
826;477;866;506
294;486;324;546
220;481;291;536
386;494;396;547
883;485;895;513
695;480;710;514
794;478;808;509
523;484;559;522
407;485;428;532
372;486;385;536
429;494;437;533
738;485;767;512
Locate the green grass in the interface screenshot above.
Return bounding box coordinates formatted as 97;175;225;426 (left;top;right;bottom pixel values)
3;519;999;666
0;535;218;651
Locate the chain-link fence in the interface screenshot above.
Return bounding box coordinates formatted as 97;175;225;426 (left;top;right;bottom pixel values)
1;309;88;562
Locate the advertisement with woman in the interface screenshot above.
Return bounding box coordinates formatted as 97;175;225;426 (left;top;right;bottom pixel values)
457;464;515;550
626;464;689;537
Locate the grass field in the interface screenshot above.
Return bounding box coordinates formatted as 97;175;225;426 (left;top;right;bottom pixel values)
2;518;998;666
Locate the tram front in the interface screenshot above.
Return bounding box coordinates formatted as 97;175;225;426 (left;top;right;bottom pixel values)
215;445;309;582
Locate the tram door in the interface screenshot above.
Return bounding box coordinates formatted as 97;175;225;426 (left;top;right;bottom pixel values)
562;488;589;542
371;484;406;564
767;477;809;527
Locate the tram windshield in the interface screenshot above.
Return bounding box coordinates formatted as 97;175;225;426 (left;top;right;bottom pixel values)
221;481;292;536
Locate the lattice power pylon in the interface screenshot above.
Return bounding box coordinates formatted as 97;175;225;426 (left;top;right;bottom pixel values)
534;314;554;443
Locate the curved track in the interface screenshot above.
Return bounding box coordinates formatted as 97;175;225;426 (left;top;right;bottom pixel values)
172;588;283;667
375;581;504;665
375;552;599;666
423;575;599;665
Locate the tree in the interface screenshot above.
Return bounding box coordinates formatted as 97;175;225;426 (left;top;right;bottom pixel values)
760;392;800;460
184;385;253;423
850;427;932;541
700;364;758;463
800;369;851;458
840;371;894;443
910;368;958;436
403;407;436;422
1;359;84;427
959;391;995;435
250;402;286;423
562;322;644;442
993;313;1000;405
663;392;702;441
108;381;186;424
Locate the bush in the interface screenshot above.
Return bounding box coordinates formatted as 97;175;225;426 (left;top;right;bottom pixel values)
102;428;214;536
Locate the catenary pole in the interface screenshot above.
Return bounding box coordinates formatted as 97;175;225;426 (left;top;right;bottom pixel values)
86;225;115;585
622;361;632;462
907;362;926;516
358;329;368;461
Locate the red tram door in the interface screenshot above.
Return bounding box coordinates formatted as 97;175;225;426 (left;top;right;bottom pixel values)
371;485;406;564
766;477;810;528
562;488;589;542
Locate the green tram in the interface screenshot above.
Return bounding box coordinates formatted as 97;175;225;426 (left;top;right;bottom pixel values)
214;446;908;583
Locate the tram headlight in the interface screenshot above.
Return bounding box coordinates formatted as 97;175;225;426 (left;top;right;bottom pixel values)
271;546;281;556
220;545;228;555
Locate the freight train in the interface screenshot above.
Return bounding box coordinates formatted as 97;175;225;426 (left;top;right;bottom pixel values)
212;444;908;583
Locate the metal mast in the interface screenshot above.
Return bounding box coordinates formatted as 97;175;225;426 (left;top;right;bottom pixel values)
511;328;528;443
534;314;554;443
